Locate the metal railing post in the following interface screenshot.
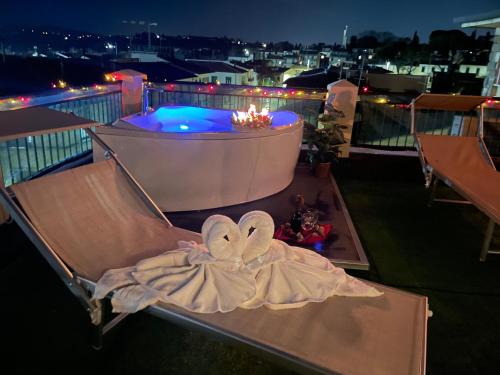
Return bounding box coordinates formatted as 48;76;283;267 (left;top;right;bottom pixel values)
410;99;416;135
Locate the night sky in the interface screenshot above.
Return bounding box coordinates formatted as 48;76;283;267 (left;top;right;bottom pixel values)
1;0;498;44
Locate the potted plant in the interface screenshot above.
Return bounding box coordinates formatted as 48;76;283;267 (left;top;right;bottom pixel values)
304;109;347;178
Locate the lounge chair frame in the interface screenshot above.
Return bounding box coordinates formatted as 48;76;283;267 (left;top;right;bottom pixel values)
410;94;499;261
0;129;152;348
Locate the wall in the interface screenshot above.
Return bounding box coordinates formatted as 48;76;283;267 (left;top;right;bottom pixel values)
283;66;311;82
483;28;500;96
378;63;448;77
366;73;428;93
458;64;488;77
181;72;247;85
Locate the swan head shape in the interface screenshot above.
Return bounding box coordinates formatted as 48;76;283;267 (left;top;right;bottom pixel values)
201;215;243;260
238;211;275;264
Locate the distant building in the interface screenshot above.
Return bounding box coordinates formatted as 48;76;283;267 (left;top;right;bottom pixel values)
170;59;256;85
124;51;167;62
330;50;351;66
458;10;500;96
299;50;320;68
112;62;197;82
227;53;253;63
283;53;299;67
375;62;448;90
284;67;335;89
457;64;488;78
282;65;312;82
265;54;285;67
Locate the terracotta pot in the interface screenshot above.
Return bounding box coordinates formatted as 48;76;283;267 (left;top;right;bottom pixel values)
314;162;331;178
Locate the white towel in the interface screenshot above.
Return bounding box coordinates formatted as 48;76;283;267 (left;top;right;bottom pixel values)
238;211;275;264
239;211;382;310
94;215;255;313
94;211;381;314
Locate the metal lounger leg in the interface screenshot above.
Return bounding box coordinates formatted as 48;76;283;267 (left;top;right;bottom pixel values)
91;305;104;350
479;218;495;262
89;297;130;350
427;175;438;208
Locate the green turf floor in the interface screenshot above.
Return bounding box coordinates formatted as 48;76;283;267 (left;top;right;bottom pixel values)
335;155;500;375
1;154;499;374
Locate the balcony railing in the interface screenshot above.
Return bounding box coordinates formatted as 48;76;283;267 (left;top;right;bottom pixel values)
146;82;326;125
0;85;122;186
1;82;326;186
1;85;498;188
353;97;500;155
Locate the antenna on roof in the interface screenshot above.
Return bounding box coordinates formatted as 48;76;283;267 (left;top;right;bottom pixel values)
342;25;348;49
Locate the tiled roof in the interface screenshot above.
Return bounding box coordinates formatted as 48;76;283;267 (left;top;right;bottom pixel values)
115;62;197;81
170;59;248;74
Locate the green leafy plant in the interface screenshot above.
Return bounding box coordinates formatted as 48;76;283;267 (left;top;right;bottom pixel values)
305;108;347;164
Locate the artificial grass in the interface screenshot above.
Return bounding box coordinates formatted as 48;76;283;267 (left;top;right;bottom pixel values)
335;155;500;375
1;154;499;374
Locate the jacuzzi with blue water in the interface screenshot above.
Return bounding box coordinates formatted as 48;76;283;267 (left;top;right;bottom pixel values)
94;105;304;211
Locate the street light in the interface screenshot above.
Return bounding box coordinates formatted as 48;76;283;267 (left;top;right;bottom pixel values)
147;22;158;51
357;53;372;88
122;20;158;51
106;42;117;56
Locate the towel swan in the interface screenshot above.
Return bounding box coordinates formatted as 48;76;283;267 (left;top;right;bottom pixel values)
94;215;255;313
94;211;380;313
239;211;382;310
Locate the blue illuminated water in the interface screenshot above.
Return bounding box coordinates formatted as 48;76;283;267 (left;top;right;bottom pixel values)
127;106;300;133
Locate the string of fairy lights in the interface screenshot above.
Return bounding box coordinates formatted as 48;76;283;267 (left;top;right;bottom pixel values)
104;72;326;99
1;73;498;111
0;83;118;111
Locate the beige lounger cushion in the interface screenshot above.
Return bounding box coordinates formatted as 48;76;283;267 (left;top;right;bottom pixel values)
154;282;427;375
12;160;201;280
417;134;500;223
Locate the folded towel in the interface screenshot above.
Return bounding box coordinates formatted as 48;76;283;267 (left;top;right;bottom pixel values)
94;215;255;313
94;211;381;314
239;211;275;264
239;211;382;310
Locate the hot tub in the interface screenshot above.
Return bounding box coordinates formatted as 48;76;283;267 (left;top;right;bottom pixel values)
94;105;303;211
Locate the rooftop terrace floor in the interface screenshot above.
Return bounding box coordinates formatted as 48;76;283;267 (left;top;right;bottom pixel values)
1;154;499;374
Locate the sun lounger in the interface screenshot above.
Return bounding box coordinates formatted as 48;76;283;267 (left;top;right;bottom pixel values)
0;107;429;375
411;94;499;261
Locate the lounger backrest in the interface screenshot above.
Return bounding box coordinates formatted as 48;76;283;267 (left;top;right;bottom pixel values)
12;160;200;281
411;94;487;137
418;134;500;223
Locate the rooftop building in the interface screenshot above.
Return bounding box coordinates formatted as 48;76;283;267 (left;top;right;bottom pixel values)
458;9;500;96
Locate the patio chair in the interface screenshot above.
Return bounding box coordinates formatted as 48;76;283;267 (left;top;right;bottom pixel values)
0;107;429;375
410;94;499;261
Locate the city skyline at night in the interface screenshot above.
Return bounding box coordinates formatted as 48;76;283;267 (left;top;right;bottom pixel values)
1;0;498;44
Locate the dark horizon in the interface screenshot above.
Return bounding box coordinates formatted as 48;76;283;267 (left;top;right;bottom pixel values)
1;0;498;44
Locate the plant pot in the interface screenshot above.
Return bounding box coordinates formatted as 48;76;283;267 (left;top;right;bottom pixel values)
314;162;331;178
